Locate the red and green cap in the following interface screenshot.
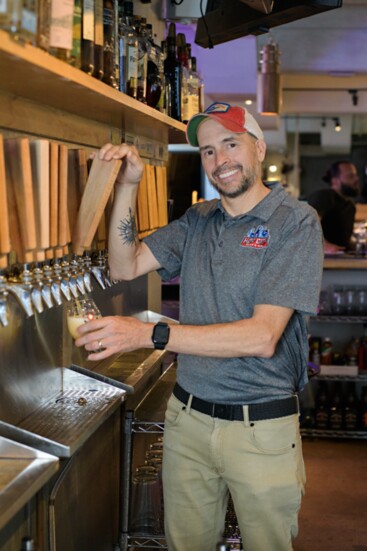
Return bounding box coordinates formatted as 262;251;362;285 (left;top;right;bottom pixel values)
186;102;264;147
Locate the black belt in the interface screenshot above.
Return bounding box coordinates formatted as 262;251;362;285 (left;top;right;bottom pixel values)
173;383;298;422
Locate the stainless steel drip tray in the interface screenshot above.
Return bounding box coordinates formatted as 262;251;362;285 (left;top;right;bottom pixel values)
0;369;125;458
0;436;59;531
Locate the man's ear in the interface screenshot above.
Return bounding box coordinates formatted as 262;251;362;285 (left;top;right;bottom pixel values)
256;139;267;162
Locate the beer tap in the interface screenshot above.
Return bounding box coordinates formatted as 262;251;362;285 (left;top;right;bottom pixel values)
91;250;111;290
70;257;86;295
4;266;34;317
103;250;112;288
91;252;107;290
33;266;54;310
82;254;93;293
31;267;44;313
61;260;79;299
0;275;9;327
53;261;71;302
43;264;62;306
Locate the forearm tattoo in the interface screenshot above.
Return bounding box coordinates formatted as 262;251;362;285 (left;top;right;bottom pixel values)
118;208;138;245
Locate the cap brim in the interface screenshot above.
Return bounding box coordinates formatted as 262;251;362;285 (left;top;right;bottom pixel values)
186;114;208;147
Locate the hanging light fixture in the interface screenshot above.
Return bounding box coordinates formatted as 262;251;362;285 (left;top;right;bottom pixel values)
334;117;342;132
257;38;282;115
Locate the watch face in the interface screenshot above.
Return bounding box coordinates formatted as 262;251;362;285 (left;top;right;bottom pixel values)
152;323;170;349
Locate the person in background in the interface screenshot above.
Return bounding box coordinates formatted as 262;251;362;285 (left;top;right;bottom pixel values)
76;102;324;551
307;161;361;253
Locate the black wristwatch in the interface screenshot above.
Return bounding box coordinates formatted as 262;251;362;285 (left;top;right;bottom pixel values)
151;322;170;350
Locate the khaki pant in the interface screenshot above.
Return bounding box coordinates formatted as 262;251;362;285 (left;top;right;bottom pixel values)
162;394;306;551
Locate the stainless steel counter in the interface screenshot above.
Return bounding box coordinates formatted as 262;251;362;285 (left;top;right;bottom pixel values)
0;436;58;532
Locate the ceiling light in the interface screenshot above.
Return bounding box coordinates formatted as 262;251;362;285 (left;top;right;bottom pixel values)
257;39;282;116
245;99;253;105
334;118;342;132
268;164;278;173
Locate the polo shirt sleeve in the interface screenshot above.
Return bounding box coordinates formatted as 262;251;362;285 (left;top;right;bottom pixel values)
254;206;324;315
143;212;190;281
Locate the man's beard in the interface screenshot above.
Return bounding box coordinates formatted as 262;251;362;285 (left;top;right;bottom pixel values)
209;163;259;199
341;183;359;198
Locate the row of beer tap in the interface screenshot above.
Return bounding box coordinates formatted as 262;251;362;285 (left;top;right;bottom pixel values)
0;250;114;326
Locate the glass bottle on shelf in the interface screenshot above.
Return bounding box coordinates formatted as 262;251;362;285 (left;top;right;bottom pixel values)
145;23;163;110
177;32;189;123
0;0;20;33
358;328;367;374
164;22;182;121
93;0;104;80
359;387;367;430
37;0;50;50
69;0;82;68
18;0;38;44
135;16;148;103
343;383;358;431
102;0;117;87
191;56;205;112
48;0;74;62
314;381;329;430
81;0;94;75
118;0;138;98
329;382;344;431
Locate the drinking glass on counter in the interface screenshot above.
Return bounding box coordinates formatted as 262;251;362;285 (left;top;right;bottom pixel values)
66;298;101;339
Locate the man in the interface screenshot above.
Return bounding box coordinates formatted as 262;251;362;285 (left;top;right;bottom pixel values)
307;161;360;253
76;102;324;551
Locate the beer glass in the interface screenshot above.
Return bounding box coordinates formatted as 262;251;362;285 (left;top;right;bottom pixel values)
66;297;101;339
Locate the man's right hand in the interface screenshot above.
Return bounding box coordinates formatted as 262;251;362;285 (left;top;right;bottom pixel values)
99;143;144;186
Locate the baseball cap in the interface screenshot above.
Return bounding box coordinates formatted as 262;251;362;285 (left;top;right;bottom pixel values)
186;102;264;147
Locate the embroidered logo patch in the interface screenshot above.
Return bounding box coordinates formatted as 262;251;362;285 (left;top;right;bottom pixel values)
240;225;270;248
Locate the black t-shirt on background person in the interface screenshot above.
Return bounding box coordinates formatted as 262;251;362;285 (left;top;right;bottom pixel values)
307;188;356;248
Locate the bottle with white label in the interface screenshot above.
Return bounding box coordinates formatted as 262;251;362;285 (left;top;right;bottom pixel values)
48;0;74;62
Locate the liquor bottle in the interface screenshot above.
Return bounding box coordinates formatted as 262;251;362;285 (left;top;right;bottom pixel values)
314;382;329;429
329;383;344;431
118;0;138;98
164;23;182;121
320;337;333;365
359;387;367;430
358;329;367;374
191;56;205;113
343;383;358;431
0;0;20;33
93;0;104;79
135;16;148;103
145;23;163;109
81;0;94;75
48;0;74;62
69;0;82;68
102;0;117;87
177;32;190;123
345;337;360;367
17;0;38;44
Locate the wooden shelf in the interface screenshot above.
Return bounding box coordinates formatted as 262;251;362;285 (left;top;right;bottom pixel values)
0;30;187;143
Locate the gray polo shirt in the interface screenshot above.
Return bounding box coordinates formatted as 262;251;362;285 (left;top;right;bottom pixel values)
144;182;324;404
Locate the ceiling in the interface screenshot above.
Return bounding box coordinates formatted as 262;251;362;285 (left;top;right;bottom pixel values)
172;0;367;153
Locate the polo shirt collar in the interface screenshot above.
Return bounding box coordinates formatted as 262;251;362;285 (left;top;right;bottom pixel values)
216;182;287;222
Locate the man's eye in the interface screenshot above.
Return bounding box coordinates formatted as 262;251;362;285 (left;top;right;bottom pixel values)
203;150;214;157
228;142;236;149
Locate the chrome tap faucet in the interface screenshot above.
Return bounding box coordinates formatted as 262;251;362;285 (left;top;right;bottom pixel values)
31;267;44;313
5;267;34;317
43;264;62;306
53;261;71;302
62;260;79;299
33;266;55;310
0;275;9;326
80;254;93;293
70;257;86;295
91;251;111;290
